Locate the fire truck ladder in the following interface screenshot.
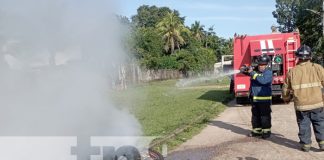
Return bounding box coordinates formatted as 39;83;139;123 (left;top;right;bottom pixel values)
286;39;297;71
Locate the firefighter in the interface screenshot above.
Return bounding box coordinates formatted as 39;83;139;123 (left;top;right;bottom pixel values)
282;45;324;152
242;54;273;139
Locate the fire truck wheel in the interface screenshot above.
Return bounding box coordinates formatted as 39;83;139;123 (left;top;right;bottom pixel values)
229;79;234;94
236;97;248;104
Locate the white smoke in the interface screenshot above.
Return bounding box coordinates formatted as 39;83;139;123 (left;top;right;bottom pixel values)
0;0;141;153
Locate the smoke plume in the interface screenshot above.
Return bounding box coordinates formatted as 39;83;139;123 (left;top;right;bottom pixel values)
0;0;141;151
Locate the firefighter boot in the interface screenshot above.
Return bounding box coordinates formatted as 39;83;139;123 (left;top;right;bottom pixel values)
248;132;262;137
319;144;324;151
301;144;311;152
262;132;271;139
262;129;271;139
319;141;324;151
248;128;262;137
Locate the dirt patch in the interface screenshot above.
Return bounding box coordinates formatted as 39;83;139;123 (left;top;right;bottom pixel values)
167;101;324;160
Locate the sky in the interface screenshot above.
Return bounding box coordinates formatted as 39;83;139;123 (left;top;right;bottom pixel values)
117;0;278;38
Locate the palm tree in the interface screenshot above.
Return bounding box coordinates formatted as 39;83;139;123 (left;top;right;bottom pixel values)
204;26;216;48
156;11;190;54
191;21;205;42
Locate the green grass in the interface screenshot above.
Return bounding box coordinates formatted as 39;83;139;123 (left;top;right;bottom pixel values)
110;79;233;150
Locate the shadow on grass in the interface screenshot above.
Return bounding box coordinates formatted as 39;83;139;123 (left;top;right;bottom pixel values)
198;90;233;105
209;120;301;150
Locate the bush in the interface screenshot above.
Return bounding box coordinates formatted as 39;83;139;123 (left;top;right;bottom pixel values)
157;55;179;69
194;48;216;71
175;50;197;74
132;27;164;59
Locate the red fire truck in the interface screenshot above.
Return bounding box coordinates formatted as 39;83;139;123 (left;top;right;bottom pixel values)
231;32;300;103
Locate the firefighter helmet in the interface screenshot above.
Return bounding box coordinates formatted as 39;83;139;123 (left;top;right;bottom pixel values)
295;45;312;60
257;54;270;65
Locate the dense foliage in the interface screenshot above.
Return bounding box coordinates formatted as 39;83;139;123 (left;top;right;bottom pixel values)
273;0;324;64
122;1;324;73
121;5;233;72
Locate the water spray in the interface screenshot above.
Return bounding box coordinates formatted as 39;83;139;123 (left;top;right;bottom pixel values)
176;70;240;87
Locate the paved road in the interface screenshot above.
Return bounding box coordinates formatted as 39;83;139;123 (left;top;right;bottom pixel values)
167;101;324;160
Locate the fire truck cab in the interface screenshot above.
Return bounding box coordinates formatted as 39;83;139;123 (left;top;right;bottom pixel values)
232;32;300;103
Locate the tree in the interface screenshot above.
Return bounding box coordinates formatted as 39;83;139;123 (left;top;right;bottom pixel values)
190;21;205;42
116;15;131;26
273;0;323;64
204;26;218;48
124;5;234;70
272;0;300;32
156;11;190;54
131;5;184;28
295;0;323;64
215;38;233;61
131;27;164;59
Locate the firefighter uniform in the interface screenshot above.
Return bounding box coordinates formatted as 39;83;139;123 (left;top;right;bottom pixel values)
249;68;273;138
282;45;324;152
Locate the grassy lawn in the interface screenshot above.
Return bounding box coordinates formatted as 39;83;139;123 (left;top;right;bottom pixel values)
110;78;232;150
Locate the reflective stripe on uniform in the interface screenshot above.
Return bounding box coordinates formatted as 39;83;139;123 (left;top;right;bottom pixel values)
252;73;263;80
253;96;272;100
319;141;324;145
262;128;271;133
252;128;262;133
303;144;311;147
252;74;259;80
291;82;322;90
